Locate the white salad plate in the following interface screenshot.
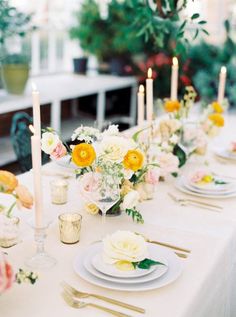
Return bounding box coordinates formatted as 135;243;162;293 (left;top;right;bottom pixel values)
91;252;158;278
83;252;168;284
73;242;182;292
176;177;236;199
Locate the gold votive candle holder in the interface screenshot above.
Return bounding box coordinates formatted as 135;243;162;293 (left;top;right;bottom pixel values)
58;213;82;244
50;179;68;205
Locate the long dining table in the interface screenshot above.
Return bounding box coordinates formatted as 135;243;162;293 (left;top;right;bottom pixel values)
1;113;236;317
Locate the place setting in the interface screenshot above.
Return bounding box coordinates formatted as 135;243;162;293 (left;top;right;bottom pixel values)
175;169;236;201
72;230;184;293
213;140;236;163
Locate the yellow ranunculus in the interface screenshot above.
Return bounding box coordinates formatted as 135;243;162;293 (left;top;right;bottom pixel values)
72;143;96;167
123;150;144;172
208;113;224;127
212;101;223;113
164;100;181;112
0;170;18;193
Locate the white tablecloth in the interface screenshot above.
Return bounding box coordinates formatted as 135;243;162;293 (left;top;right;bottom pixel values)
1;114;236;317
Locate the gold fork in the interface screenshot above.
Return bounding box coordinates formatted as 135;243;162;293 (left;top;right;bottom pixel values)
135;232;191;254
62;290;133;317
61;281;145;313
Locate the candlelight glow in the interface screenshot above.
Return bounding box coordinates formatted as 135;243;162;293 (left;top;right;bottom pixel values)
147;68;152;78
172;57;178;66
29;125;35;134
221;66;227;74
31;82;37;92
139;85;145;93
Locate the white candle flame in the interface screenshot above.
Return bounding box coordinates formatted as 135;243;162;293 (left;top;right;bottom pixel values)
147;68;152;78
29;124;35;134
172;57;178;66
31;82;38;92
221;66;227;74
139;85;145;93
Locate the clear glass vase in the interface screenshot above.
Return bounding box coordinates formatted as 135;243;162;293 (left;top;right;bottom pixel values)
0;215;20;248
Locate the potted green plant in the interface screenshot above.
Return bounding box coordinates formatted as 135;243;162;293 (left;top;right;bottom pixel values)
69;0;143;76
69;0;112;74
0;0;34;95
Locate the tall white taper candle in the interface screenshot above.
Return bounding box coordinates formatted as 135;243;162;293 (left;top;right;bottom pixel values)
170;57;178;101
32;83;41;136
217;66;227;104
137;85;145;126
146;68;153;122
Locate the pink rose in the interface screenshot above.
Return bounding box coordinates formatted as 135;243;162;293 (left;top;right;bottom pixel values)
145;168;160;185
190;171;206;183
50;142;67;160
0;252;14;294
79;172;100;199
231;142;236;152
156;152;179;177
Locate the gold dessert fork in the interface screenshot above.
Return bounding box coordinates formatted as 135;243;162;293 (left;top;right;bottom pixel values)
61;282;145;313
61;290;134;317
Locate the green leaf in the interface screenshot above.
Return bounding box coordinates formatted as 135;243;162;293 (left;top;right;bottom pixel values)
193;29;199;40
125;208;144;224
191;13;200;20
173;144;187;167
132;258;165;270
177;31;184;38
132;127;150;143
179;20;187;31
215;180;227;185
202;29;209;36
198;20;207;25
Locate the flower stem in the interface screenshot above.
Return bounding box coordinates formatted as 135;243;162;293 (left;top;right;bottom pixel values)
6;201;16;218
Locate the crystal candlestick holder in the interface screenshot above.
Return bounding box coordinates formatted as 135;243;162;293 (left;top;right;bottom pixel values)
25;223;56;270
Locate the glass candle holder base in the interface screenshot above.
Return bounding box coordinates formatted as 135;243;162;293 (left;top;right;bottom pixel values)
25;226;56;270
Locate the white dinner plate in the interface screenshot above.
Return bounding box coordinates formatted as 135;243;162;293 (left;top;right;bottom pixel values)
182;176;235;195
91;252;157;278
73;243;182;292
214;148;236;162
176;177;236;199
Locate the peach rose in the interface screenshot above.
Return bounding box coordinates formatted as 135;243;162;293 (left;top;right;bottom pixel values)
0;170;18;193
15;185;33;209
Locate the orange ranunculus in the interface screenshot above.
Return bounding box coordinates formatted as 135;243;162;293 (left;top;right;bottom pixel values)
0;170;18;193
15;185;33;209
164;100;181;112
72;143;96;167
208;113;225;127
212;101;223;113
123;150;144;172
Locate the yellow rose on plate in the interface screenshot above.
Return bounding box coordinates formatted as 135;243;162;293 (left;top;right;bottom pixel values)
103;230;148;264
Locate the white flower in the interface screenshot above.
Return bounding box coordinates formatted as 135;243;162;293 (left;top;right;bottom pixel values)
169;134;179;144
71;126;100;143
96;136;134;163
121;190;140;210
41;132;60;154
103;230;148;264
102;125;119;137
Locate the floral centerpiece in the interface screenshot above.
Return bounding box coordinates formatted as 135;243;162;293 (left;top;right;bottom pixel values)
41;125;162;223
0;170;33;247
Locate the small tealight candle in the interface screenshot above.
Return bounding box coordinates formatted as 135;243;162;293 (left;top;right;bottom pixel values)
50;179;68;205
58;213;82;244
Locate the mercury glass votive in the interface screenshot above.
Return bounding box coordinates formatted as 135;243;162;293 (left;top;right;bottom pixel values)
50;179;68;205
58;213;82;244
